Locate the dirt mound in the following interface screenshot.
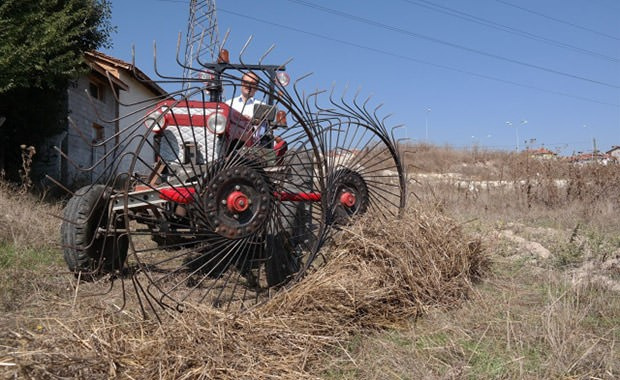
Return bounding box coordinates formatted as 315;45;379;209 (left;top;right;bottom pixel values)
1;205;488;379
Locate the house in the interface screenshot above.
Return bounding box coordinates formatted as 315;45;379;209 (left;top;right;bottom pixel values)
568;152;616;165
606;146;620;161
37;51;167;188
525;147;557;160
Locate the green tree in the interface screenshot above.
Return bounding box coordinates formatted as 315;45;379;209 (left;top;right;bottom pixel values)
0;0;113;92
0;0;113;182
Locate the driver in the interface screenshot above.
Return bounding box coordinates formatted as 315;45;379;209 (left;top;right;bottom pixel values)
227;71;273;144
226;71;286;156
226;71;262;116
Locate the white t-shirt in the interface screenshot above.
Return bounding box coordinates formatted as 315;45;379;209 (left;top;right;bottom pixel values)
225;95;264;118
225;95;267;137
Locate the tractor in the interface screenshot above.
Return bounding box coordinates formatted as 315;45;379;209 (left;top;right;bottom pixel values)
60;48;406;312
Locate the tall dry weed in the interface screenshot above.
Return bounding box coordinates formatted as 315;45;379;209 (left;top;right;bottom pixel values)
0;180;61;250
1;204;488;379
408;145;620;231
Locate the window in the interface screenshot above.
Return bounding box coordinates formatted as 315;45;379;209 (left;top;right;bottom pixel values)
92;123;104;143
89;81;103;100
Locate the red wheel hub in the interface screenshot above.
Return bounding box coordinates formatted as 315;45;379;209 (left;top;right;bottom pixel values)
340;191;357;208
227;190;250;213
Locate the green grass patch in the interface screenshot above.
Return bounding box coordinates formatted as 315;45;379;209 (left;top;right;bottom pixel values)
552;240;584;268
0;242;62;270
460;338;510;379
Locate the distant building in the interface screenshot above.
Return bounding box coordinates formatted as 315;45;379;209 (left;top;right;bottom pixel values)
568;152;616;165
525;147;558;160
37;51;166;188
606;146;620;161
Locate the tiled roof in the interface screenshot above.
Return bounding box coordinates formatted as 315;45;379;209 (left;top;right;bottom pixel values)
85;51;166;96
525;148;556;156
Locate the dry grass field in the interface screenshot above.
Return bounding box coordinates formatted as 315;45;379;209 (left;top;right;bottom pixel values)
1;144;618;379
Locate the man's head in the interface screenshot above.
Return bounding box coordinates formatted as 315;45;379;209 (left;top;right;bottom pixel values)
241;71;259;101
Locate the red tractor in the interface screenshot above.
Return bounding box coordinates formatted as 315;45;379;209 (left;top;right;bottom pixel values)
60;50;406;312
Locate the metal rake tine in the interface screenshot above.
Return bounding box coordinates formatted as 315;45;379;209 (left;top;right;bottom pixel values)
352;86;362;103
328;82;338;104
362;94;383;126
220;28;231;51
103;70;167;111
363;93;374;109
238;35;254;65
381;113;393;125
340;82;350;102
292;71;313;103
53;141;113;175
373;102;386;116
397;137;411;148
175;32;189;72
306;89;327;109
129;45;180;91
258;44;276;65
104;70;124;106
44;174;74;196
276;57;294;72
83;87;116;125
155;39;186;82
351;91;376;124
392;124;406;142
66;116;95;147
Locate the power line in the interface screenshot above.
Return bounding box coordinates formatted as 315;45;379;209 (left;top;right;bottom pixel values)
218;8;619;108
284;0;620;89
494;0;620;41
400;0;620;63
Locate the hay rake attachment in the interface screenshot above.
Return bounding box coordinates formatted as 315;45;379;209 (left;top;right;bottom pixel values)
56;38;407;316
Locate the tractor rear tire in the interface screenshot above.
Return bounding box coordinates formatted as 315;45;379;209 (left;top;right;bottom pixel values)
61;185;128;277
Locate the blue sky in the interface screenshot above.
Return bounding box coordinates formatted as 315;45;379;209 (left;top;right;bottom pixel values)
103;0;620;155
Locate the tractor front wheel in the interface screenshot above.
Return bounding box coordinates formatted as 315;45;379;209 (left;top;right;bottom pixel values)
61;185;128;278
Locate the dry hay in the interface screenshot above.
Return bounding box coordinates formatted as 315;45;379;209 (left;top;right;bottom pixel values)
1;204;488;379
0;182;62;250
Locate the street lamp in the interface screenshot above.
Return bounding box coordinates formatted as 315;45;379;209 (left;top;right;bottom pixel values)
507;120;527;151
506;121;514;150
583;124;596;157
520;120;528;150
425;108;431;141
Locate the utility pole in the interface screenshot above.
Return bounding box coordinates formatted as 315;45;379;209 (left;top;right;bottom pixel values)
425;108;431;142
183;0;220;89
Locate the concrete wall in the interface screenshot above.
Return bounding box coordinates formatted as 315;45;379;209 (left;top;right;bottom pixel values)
114;72;163;177
38;70;165;189
64;75;117;186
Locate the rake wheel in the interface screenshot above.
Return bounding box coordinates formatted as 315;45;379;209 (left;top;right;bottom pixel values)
315;102;407;228
115;87;326;312
202;158;273;240
329;168;370;225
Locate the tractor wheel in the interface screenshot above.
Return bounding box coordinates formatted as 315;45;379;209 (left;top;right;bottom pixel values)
329;168;370;225
61;185;128;277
